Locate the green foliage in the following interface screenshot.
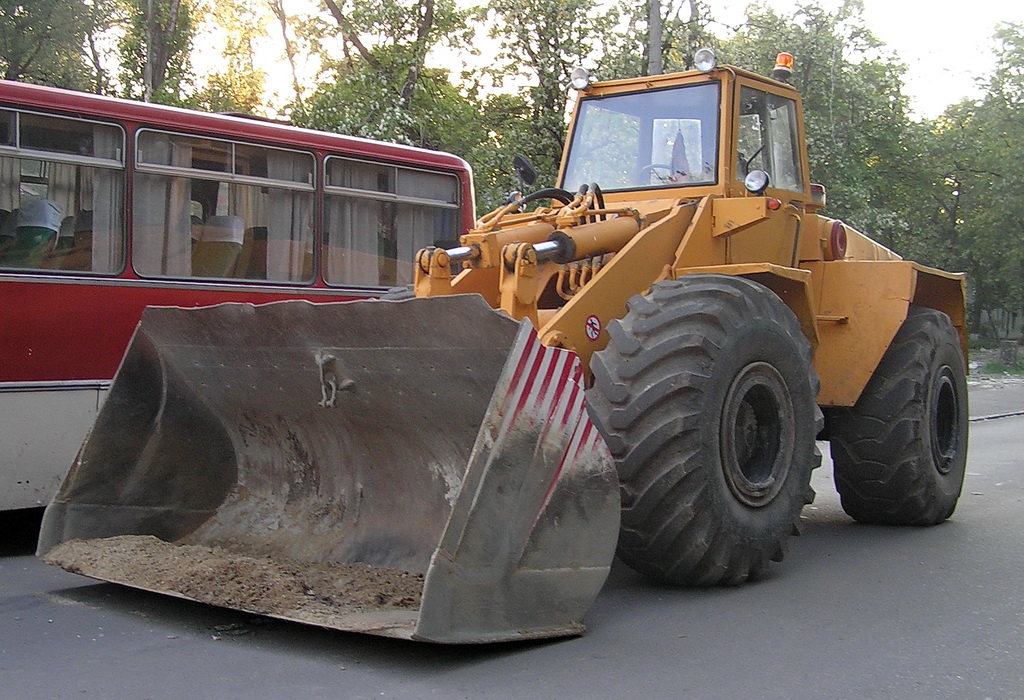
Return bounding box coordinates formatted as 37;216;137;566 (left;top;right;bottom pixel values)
983;360;1024;376
484;0;622;189
191;0;267;113
599;0;717;79
0;1;94;89
296;62;485;154
289;0;482;156
916;23;1024;335
116;0;196;104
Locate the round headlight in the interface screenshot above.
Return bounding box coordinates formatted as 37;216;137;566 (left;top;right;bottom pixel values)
744;169;770;195
570;67;592;91
694;48;717;73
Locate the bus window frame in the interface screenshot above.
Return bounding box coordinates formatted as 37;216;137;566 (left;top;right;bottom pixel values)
322;155;462;289
131;128;319;285
0;108;127;170
323;155;461;208
0;107;128;276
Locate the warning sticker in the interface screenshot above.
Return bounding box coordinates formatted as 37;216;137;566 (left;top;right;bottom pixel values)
585;315;602;341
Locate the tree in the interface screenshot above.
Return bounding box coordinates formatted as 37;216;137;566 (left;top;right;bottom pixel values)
0;1;94;89
485;0;621;189
290;0;476;144
83;0;124;95
648;0;662;75
928;24;1024;335
192;0;266;113
116;0;196;104
599;0;715;81
267;0;306;111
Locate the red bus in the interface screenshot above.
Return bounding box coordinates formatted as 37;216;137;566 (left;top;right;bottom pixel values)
0;80;474;511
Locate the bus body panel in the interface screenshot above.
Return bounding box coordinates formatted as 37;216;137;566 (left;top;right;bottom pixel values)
0;383;104;510
1;275;363;382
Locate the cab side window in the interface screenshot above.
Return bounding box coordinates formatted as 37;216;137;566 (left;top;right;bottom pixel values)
736;87;804;193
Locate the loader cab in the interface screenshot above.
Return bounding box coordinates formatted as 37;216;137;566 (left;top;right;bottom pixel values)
559;60;811;206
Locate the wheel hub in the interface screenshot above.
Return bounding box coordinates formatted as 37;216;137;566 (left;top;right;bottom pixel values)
931;366;960;474
720;362;796;507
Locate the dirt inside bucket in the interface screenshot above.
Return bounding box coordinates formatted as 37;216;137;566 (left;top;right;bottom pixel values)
43;535;423;625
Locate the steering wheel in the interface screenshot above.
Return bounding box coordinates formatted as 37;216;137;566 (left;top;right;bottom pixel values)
638;163;676;182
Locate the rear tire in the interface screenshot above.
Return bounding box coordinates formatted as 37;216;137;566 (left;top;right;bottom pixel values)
587;275;821;586
828;306;968;524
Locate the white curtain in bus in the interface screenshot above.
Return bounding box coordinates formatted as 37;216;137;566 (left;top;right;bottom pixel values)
0;156;18;213
393;203;437;285
133;135;192;276
89;166;123;273
394;170;458;283
46;162;75;221
75;163;122;273
265;152;312;282
324;196;385;286
226;182;262;230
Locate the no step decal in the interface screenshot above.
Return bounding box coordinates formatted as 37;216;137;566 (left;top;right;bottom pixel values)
585;314;602;341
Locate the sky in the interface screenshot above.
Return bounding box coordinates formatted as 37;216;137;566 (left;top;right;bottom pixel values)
713;0;1024;117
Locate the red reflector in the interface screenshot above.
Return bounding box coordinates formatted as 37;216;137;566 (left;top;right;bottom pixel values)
767;198;782;211
830;220;848;260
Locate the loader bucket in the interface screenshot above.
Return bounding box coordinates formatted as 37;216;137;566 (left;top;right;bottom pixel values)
37;295;619;643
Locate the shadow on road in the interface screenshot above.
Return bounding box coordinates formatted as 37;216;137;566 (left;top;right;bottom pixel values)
0;508;43;557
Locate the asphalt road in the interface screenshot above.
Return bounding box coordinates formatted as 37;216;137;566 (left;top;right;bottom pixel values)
2;384;1022;700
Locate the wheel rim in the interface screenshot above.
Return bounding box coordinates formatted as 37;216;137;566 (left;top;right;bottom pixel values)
931;367;960;474
720;362;796;507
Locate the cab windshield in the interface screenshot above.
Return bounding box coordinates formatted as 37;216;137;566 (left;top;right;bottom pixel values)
562;82;720;192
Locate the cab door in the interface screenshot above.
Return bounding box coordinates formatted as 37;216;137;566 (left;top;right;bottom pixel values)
724;78;812;267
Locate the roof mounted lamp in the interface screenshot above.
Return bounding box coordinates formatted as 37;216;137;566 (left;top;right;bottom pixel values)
694;48;718;73
773;52;794;82
570;67;593;91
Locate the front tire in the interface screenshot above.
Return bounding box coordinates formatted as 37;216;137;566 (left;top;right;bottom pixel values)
828;306;968;525
588;275;821;586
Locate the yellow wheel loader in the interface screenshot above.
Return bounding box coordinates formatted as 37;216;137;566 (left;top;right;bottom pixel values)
39;51;968;643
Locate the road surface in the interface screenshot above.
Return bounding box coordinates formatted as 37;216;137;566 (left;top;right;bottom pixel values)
1;384;1021;699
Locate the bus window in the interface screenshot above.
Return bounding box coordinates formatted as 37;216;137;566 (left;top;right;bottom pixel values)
133;130;315;283
0;109;125;273
323;157;460;287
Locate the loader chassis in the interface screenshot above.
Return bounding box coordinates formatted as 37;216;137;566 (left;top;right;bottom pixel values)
39;59;968;642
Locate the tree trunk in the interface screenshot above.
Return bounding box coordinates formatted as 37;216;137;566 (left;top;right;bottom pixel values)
143;0;182;102
269;0;303;108
401;0;435;110
647;0;662;76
